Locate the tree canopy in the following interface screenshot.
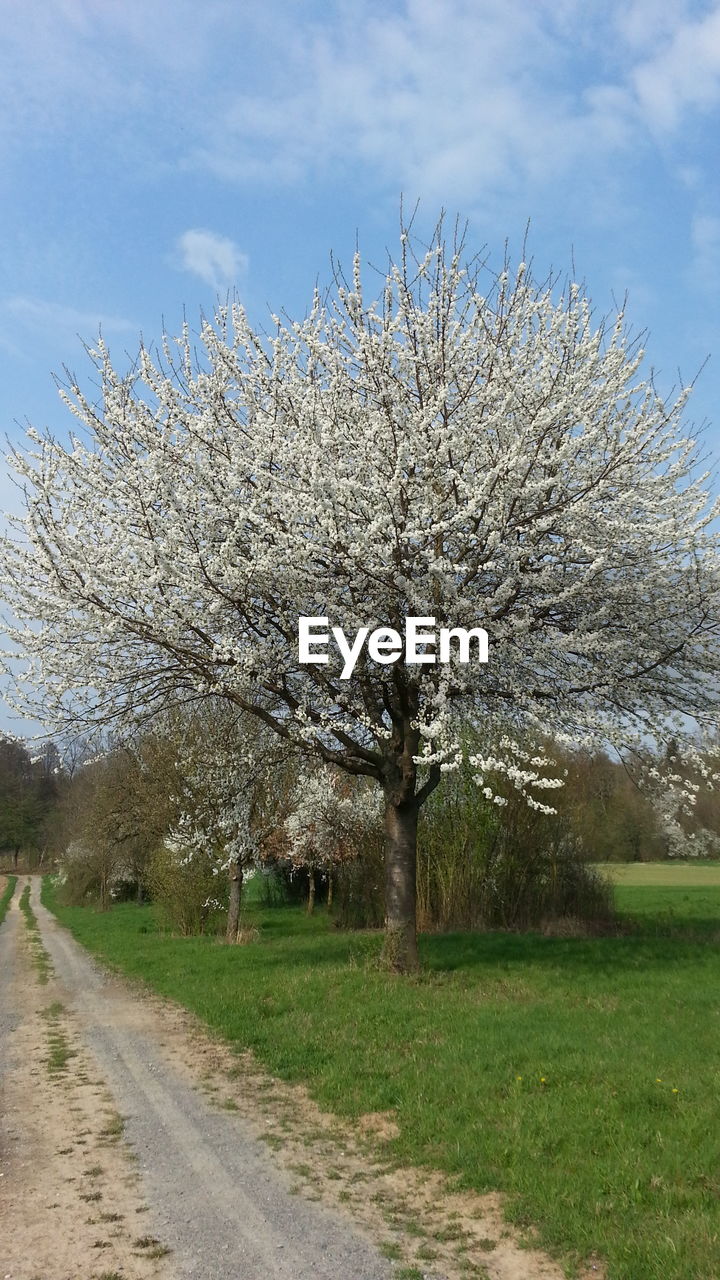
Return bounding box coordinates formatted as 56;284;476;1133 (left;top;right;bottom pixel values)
3;217;719;967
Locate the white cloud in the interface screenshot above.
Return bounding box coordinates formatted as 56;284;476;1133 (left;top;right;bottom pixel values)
613;0;698;52
630;4;720;131
0;0;239;162
2;0;718;210
176;229;248;292
192;1;585;197
0;0;715;302
184;1;720;205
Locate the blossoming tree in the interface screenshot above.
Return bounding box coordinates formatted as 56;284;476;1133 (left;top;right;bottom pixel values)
162;705;295;941
283;764;383;911
3;218;719;969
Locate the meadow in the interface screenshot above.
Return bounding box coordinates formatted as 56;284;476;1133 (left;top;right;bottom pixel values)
44;866;720;1280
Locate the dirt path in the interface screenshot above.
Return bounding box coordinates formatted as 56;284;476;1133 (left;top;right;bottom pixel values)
1;879;598;1280
0;880;174;1280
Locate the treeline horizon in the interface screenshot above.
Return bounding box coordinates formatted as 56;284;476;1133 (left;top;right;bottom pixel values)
3;716;719;937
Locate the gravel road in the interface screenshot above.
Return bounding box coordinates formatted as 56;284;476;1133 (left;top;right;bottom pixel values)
2;878;574;1280
1;877;393;1280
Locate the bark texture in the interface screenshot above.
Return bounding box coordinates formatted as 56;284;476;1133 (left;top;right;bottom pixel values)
383;791;420;973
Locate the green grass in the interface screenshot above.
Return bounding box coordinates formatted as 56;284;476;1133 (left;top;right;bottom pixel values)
596;860;720;886
39;998;76;1073
99;1113;125;1143
43;875;720;1280
0;874;16;923
597;864;720;942
616;883;720;929
19;882;52;982
19;882;33;920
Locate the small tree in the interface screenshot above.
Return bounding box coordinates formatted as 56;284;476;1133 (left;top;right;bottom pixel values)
3;216;720;969
643;740;720;860
284;764;382;912
161;705;294;941
55;755;138;908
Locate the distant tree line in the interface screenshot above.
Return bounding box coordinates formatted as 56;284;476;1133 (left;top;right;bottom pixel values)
0;736;61;869
46;710;720;939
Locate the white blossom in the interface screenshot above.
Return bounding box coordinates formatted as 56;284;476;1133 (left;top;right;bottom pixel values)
284;764;382;870
2;216;719;965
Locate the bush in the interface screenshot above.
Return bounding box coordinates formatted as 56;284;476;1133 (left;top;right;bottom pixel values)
257;862;322;908
145;844;228;935
332;835;386;930
55;840;125;910
328;754;615;934
418;761;614;932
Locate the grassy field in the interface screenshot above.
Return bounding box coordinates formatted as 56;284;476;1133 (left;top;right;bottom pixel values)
596;861;720;886
44;873;720;1280
598;862;720;944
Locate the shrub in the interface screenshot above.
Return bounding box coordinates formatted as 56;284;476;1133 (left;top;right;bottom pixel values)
257;862;319;907
329;751;615;934
145;843;228;935
332;834;386;930
418;761;614;932
55;840;127;910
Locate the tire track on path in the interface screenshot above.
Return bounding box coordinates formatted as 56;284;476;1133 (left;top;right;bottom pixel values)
0;878;173;1280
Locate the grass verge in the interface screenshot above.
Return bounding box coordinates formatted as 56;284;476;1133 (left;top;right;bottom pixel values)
43;875;720;1280
0;874;16;923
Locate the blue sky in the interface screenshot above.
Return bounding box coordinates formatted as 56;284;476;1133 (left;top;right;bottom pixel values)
1;0;719;733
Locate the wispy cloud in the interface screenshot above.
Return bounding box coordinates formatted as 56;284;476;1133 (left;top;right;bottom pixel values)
2;297;137;339
630;5;720;131
3;0;719;208
690;213;720;290
175;229;248;292
0;0;237;161
613;0;697;51
185;1;720;202
192;1;587;196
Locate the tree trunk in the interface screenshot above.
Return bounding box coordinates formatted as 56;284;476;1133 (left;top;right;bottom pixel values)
226;860;243;943
382;792;420;973
326;870;333;909
307;866;316;915
13;846;19;870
